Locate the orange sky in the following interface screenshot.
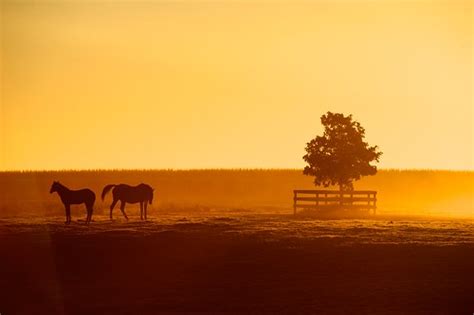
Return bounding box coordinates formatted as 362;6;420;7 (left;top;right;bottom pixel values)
1;0;472;170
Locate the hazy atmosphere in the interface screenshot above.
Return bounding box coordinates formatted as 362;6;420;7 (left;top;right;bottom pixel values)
1;0;472;170
1;2;473;314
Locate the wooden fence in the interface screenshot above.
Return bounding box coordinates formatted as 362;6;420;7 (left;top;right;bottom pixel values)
293;190;377;214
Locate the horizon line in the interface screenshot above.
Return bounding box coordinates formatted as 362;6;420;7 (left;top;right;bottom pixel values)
1;167;473;173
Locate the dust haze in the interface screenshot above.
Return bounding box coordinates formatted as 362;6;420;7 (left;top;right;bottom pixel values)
1;169;472;218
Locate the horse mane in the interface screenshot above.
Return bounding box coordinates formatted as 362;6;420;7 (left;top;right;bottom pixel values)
55;181;69;191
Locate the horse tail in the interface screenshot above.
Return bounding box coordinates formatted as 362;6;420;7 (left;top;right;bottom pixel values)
101;184;116;201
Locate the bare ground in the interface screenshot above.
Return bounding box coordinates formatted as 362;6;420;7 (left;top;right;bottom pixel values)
0;214;473;314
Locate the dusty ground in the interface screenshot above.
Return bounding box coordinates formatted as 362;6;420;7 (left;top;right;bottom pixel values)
0;213;473;314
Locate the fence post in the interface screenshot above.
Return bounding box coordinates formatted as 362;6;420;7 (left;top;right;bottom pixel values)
374;192;377;215
293;191;297;215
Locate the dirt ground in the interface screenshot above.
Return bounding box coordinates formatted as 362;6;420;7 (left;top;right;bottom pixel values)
0;214;473;314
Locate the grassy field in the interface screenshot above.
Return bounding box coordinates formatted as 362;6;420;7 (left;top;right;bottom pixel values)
1;214;473;314
1;169;472;218
1;169;473;314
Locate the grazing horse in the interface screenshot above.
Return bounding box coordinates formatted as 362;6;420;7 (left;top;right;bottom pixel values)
101;183;154;220
50;181;95;224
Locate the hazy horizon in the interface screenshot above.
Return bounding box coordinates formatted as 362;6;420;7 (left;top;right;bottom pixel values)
2;168;473;218
1;167;474;172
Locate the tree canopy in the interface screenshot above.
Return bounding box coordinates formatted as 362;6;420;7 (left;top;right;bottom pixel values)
303;112;382;190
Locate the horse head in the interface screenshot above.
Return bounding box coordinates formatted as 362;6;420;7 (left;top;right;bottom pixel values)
50;181;60;193
149;187;154;205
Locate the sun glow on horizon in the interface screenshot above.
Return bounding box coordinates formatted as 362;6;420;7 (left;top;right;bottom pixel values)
1;1;472;171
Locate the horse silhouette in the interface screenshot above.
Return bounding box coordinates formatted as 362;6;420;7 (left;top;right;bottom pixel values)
101;183;154;220
50;181;95;224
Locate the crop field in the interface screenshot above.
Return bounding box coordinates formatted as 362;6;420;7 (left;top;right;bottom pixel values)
1;169;473;218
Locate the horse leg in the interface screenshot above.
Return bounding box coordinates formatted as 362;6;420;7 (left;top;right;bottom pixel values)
65;204;71;224
84;204;89;223
144;202;148;221
86;210;90;224
84;203;89;223
140;202;143;220
86;203;93;224
120;201;129;221
110;198;118;220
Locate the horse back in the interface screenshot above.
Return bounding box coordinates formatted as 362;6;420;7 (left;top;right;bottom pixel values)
67;188;96;205
113;184;151;203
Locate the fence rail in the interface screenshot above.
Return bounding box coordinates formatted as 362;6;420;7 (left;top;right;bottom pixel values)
293;190;377;214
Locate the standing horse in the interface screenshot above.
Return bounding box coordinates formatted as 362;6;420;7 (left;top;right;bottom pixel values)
50;181;95;224
101;183;154;220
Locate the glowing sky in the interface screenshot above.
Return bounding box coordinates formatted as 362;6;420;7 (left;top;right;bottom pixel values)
1;0;472;170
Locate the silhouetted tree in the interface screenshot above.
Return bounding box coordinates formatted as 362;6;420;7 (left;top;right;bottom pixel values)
303;112;382;191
